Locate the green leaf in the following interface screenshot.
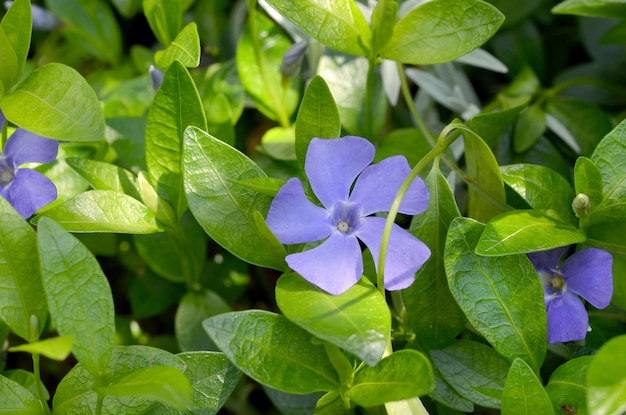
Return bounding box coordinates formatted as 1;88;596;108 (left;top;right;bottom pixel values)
142;0;181;46
183;126;285;270
260;126;296;161
33;190;162;234
370;0;398;55
294;75;341;170
445;218;546;371
0;199;47;342
346;350;434;407
1;0;31;85
574;156;604;209
404;166;465;349
476;209;587;255
591;119;626;225
430;366;474;412
46;0;122;64
381;0;504;64
0;26;18;94
431;340;510;409
0;375;43;415
9;335;73;361
96;365;192;410
264;0;371;56
236;10;299;124
468;105;524;147
203;310;340;394
587;334;626;415
545;356;592;415
145;60;207;219
3;369;50;402
463;125;507;222
111;0;143;17
176;351;242;414
275;273;390;366
65;158;140;199
500;164;576;223
37;217;115;378
552;0;626;17
513;101;546;153
501;358;552;415
175;290;230;352
154;21;201;69
1;63;105;141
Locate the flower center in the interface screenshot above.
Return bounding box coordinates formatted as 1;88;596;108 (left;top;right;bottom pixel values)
0;157;14;186
550;274;565;290
330;201;363;235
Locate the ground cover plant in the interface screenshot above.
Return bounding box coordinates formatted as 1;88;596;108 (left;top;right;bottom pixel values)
1;0;626;414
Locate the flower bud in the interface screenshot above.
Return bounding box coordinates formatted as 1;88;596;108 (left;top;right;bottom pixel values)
280;41;308;78
572;193;590;218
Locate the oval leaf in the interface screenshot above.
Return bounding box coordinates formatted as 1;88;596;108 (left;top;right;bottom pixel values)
445;218;547;371
2;63;105;141
203;310;340;394
0;375;42;415
276;272;390;366
501;358;552;415
545;356;592;415
587;335;626;415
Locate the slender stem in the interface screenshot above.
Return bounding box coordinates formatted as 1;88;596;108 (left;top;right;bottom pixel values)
32;354;51;414
397;61;436;147
1;116;7;149
95;393;104;415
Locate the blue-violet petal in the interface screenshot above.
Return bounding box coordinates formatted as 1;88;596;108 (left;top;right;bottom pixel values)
4;129;59;167
561;248;613;309
546;290;588;343
1;169;57;218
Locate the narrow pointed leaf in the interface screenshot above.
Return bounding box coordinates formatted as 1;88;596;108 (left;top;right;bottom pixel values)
37;217;115;378
154;21;201;69
9;335;73;361
183;126;285;269
574;156;603;209
143;0;181;46
2;63;105;141
445;218;546;371
552;0;626;17
276;273;390;366
0;198;47;342
203;310;340;394
1;0;31;83
0;26;18;93
65;158;140;199
501;358;552;415
145;60;207;218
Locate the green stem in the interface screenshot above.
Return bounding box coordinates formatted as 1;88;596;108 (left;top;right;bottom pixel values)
95;393;104;415
397;62;436;147
376;123;461;296
32;354;51;415
1;115;7;149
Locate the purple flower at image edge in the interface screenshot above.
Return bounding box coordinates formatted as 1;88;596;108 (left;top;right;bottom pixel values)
0;111;58;218
528;246;613;343
266;136;431;295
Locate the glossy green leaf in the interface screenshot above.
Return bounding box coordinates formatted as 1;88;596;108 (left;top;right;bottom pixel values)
111;0;142;17
370;0;397;55
315;390;345;415
2;63;105;141
0;199;47;342
264;0;370;56
463;125;507;222
46;0;122;64
587;221;626;309
136;171;178;229
203;310;340;394
37;217;115;378
1;0;31;84
468;105;524;147
430;366;474;412
500;164;576;223
143;0;181;46
545;356;591;415
33;190;161;234
175;351;242;414
0;26;18;94
96;365;192;409
183;126;285;270
9;335;73;361
476;209;587;255
0;375;42;415
154;21;201;69
145;60;207;219
276;272;390;366
587;335;626;415
513;101;546;153
294;76;341;170
445;218;546;371
590;119;626;225
431;340;510;409
552;0;626;17
236;10;299;124
65;158;140;199
347;350;434;407
501;358;552;415
53;345;188;414
175;290;230;352
381;0;504;64
3;369;50;402
574;156;604;209
404;166;465;349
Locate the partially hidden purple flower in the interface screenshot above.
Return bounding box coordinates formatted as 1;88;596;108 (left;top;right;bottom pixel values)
266;136;431;295
0;111;58;218
528;247;613;343
4;1;61;31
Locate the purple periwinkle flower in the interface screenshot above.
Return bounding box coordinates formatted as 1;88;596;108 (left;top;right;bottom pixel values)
528;247;613;343
0;111;58;218
266;136;431;295
4;1;61;31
